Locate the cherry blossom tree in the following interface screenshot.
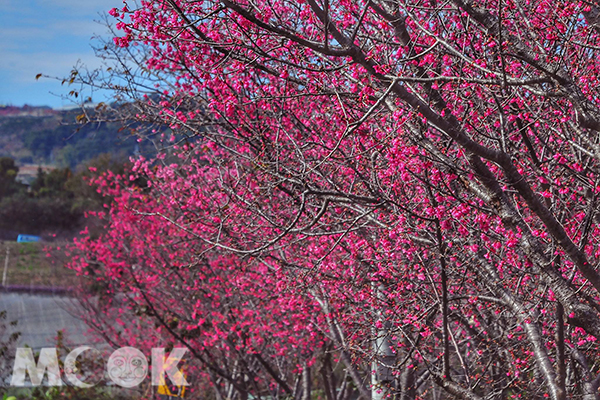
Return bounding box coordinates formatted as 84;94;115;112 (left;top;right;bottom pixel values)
68;0;600;398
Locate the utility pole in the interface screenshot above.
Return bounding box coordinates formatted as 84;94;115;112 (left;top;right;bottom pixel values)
2;245;9;287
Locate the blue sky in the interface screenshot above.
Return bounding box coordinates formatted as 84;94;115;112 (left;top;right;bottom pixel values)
0;0;123;108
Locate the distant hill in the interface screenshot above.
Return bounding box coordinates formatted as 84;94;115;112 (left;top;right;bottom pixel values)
0;105;54;117
0;105;149;168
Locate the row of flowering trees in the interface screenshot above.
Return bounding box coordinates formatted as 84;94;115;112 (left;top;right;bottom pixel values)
68;0;600;398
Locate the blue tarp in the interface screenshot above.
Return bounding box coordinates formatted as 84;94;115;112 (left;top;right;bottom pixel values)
16;234;41;243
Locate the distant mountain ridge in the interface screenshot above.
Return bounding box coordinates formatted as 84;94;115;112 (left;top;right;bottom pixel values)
0;104;148;168
0;105;55;117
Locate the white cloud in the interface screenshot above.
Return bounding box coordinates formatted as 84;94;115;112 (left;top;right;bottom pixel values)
38;0;124;14
0;0;132;106
0;27;48;51
49;18;113;38
0;51;104;82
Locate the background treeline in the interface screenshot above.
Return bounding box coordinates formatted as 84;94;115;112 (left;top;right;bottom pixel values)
0;155;127;237
0;105;155;238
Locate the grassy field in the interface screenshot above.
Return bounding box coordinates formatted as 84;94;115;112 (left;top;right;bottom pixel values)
0;241;79;288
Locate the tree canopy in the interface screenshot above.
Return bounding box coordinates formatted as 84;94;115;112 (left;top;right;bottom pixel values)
67;0;600;399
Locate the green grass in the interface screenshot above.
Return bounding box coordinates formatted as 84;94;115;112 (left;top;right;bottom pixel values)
0;241;78;288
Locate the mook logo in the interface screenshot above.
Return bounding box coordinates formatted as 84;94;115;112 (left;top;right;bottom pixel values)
10;346;189;388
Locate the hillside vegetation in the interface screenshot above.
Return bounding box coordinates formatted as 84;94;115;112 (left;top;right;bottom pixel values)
0;105;144;168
